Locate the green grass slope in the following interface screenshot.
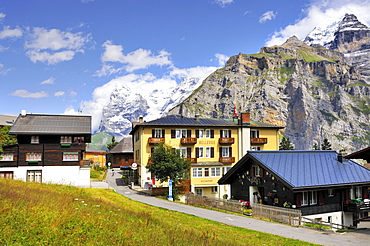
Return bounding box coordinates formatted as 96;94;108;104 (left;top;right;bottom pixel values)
0;179;317;246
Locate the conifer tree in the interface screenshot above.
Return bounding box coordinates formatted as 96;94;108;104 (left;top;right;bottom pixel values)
279;136;294;150
321;138;332;150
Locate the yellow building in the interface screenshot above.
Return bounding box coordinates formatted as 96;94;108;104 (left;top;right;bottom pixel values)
84;147;107;168
130;113;283;198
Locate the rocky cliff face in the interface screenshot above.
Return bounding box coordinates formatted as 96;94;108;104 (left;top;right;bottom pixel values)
168;35;370;151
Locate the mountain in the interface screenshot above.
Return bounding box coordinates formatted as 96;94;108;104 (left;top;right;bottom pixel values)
96;77;203;136
168;34;370;151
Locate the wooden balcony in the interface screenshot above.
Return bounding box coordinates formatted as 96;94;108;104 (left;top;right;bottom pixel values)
343;201;370;213
219;157;235;164
219;138;234;144
185;158;197;163
250;138;268;144
80;159;90;166
148;137;165;145
181;138;197;145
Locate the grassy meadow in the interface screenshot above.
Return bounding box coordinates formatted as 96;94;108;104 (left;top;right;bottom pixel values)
0;179;318;246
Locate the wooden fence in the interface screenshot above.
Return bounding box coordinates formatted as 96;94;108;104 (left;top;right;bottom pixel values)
185;194;302;226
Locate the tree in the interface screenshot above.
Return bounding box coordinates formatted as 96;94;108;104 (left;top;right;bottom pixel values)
106;136;118;166
313;143;319;150
321;138;332;150
0;126;17;153
279;136;294;150
148;143;190;185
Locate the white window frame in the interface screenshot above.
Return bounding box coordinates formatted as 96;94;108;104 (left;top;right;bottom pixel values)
310;191;317;205
176;147;187;158
302;191;308;206
195;188;203;196
176;129;187;139
205;146;211;158
74;136;84;143
223;166;232;175
198;129;204;139
205;129;211;139
31;135;39;144
251;130;259;138
221;129;230;138
253;165;260;177
192;167;202;178
0;152;14;161
26;152;42;161
63;152;79;161
221;147;230;157
198;146;204;158
61;136;72;144
211;167;221;177
154;129;163;138
212;186;218;193
351;187;362;199
27;170;42;183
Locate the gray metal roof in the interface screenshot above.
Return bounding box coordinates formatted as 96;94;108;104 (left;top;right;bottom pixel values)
109;136;133;154
219;150;370;189
86;147;107;153
0;115;17;126
9;114;91;135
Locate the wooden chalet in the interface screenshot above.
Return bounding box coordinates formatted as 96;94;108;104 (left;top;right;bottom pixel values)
218;150;370;228
0;113;92;187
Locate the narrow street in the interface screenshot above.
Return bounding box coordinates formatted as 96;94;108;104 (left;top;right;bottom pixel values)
101;168;370;246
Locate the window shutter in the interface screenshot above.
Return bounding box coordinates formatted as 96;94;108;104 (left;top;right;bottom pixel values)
187;130;191;138
211;147;214;158
220;130;223;137
196;130;199;138
250;165;255;177
219;147;222;157
210;130;214;138
363;187;369;200
187;148;191;158
171;130;176;138
229;147;232;157
318;191;324;205
152;129;155;137
196;148;199;158
228;130;231;137
162;129;165;138
295;193;302;207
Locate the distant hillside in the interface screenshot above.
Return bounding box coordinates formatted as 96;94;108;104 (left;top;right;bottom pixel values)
89;131;118;151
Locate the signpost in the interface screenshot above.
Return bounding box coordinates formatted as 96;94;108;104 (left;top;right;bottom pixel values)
168;179;173;201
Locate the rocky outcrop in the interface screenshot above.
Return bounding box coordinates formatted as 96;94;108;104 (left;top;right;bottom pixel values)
168;36;370;151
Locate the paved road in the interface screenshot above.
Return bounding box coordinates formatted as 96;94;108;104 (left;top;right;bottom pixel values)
102;169;370;246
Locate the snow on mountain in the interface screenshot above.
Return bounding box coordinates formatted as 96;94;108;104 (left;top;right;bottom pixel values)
304;19;341;47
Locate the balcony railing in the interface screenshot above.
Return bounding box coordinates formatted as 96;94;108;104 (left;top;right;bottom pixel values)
181;138;197;145
148;137;165;145
343;201;370;213
219;157;235;164
251;138;268;144
219;138;234;144
185;158;197;163
80;159;90;166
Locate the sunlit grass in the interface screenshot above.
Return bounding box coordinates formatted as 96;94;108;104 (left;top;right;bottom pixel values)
0;179;318;246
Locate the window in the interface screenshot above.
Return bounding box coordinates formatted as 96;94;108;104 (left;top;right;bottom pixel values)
205;129;211;139
198;147;204;158
0;171;14;179
302;191;308;206
206;147;211;158
212;186;218;193
204;167;210;177
251;146;260;151
74;136;84;143
176;147;187;158
195;188;203;196
61;136;72;144
176;129;187;139
135;150;139;160
211;167;221;177
192;167;202;178
27;170;42;183
221;129;230;138
221;147;230;157
31;136;39;144
63;152;79;161
26;153;42;161
328;189;334;197
0;152;14;161
154;129;163;138
253;165;260;177
251;130;259;138
223;166;232;175
198;129;204;139
310;191;317;205
135;132;140;142
350;187;362;199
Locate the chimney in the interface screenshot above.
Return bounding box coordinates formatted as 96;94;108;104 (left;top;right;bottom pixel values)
139;116;144;123
194;114;199;120
338;150;347;163
241;112;250;125
21;110;27;117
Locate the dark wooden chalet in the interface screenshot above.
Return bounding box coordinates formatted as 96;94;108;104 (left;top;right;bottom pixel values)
218;150;370;227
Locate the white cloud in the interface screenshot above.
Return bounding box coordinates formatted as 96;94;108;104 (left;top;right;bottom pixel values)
0;63;12;75
54;91;65;97
9;89;48;98
214;0;234;7
96;40;173;76
265;0;370;47
81;0;94;3
0;13;5;20
70;91;77;97
259;11;277;23
214;53;229;66
0;26;23;39
40;77;55;85
25;27;91;64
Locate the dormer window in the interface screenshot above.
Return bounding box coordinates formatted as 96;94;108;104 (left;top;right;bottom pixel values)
31;136;39;144
61;136;72;144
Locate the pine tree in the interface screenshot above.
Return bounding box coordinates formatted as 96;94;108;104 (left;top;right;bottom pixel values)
321;138;332;150
313;143;319;150
279;136;294;150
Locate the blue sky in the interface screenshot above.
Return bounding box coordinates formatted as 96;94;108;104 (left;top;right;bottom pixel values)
1;0;370;131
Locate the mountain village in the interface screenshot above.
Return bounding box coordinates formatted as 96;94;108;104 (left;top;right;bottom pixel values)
2;13;370;240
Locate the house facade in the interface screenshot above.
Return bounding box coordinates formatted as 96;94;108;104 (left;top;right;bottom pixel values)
218;150;370;227
84;147;107;168
0;113;92;187
130;113;282;198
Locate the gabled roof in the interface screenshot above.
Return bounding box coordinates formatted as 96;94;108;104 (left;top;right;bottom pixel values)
130;115;283;133
219;150;370;190
0;115;17;126
86;147;107;153
345;147;370;163
109;136;133;154
9;114;91;135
